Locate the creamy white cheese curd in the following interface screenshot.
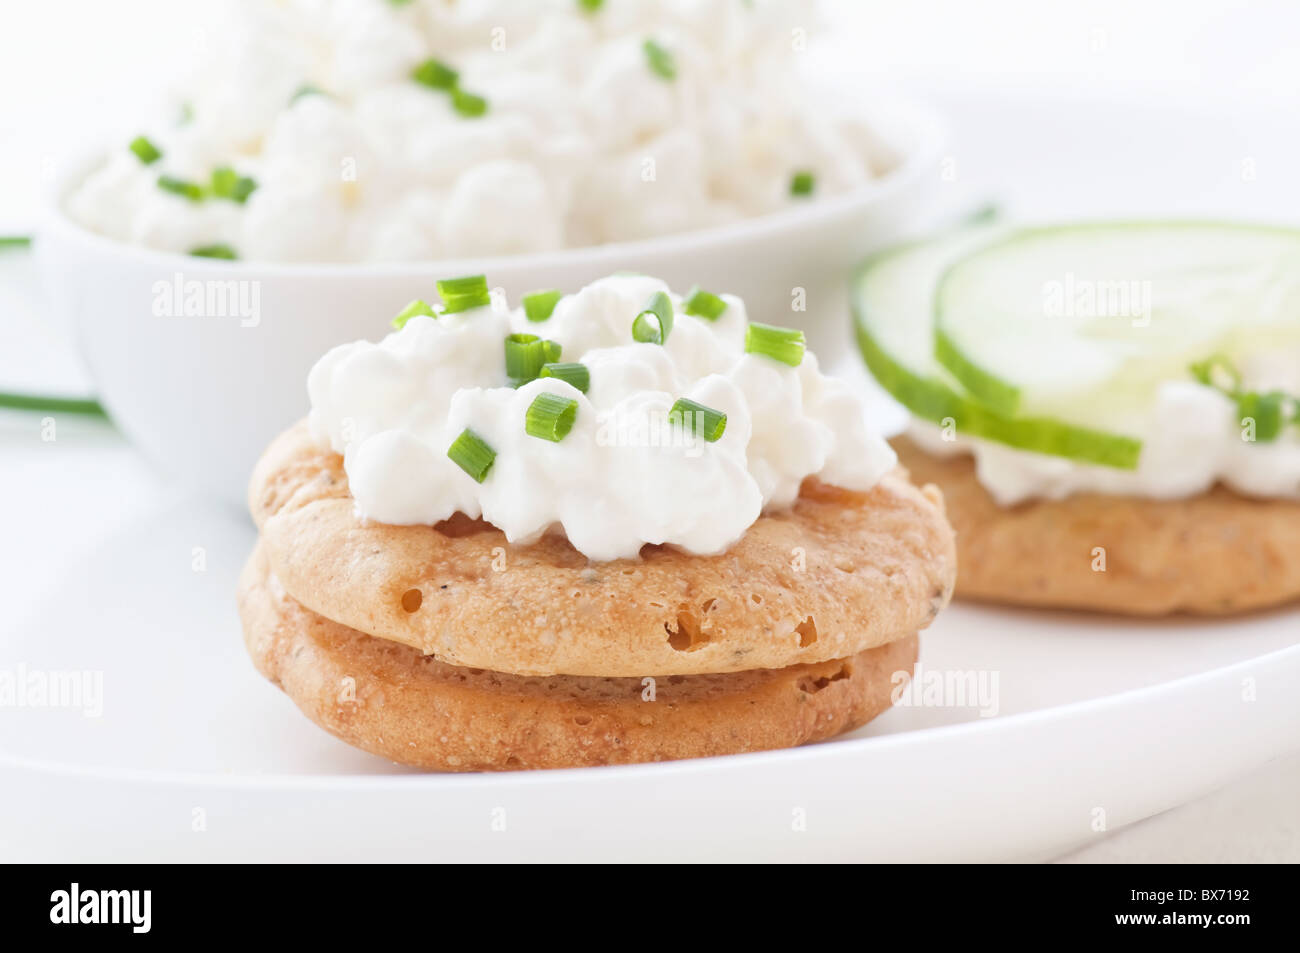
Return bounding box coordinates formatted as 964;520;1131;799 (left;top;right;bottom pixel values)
66;0;899;262
907;349;1300;504
308;274;897;561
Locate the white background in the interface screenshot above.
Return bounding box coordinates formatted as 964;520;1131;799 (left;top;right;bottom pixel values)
1;0;1298;863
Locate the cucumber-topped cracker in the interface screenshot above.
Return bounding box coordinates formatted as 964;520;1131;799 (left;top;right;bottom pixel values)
853;222;1300;468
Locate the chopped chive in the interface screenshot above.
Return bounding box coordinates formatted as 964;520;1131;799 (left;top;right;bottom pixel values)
505;333;543;379
438;274;489;297
190;244;238;260
210;167;257;204
522;289;563;322
157;175;204;202
291;84;328;104
578;0;604;11
539;362;590;393
668;398;727;442
177;102;194;125
447;428;496;482
210;167;236;196
413;58;459;90
392;299;436;329
683;285;727;320
442;293;489;313
1189;354;1242;394
451;87;488;117
790;170;815;196
631;291;674;344
129;136;162;165
0;236;32;250
525;393;578;442
505;334;561;382
1237;390;1287;442
437;274;492;313
643;39;676;80
745;322;805;366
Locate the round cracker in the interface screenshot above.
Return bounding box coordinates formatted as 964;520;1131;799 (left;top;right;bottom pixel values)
893;436;1300;615
249;421;955;676
239;543;918;771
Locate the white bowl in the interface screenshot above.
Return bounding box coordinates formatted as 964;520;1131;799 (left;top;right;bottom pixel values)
36;98;945;506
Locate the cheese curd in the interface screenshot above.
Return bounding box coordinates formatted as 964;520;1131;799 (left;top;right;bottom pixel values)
66;0;899;262
308;274;898;561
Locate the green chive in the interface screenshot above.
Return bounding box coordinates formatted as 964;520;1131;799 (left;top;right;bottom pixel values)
437;274;492;313
0;236;32;250
632;291;674;344
0;391;106;417
505;334;562;382
522;289;563;322
210;167;258;204
211;167;237;196
178;102;194;125
438;274;489;297
392;299;436;329
190;244;238;260
683;285;727;320
643;39;676;80
1238;391;1287;442
1190;354;1242;394
745;322;805;366
441;291;492;312
578;0;604;11
539;362;590;393
129;136;162;165
505;333;543;379
451;87;488;117
413;58;458;90
158;175;203;202
525;393;578;442
291;84;328;104
447;428;496;482
790;170;815;196
668;398;727;443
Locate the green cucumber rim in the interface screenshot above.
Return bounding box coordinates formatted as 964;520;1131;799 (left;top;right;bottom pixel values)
931;220;1300;416
851;242;1142;470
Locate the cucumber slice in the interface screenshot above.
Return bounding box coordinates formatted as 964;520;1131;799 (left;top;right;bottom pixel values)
852;229;1142;469
934;222;1300;416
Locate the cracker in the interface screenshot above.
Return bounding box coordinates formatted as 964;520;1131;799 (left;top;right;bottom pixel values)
250;421;955;676
894;436;1300;615
240;543;918;771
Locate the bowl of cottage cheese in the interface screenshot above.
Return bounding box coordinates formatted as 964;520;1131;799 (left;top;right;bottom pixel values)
36;0;944;503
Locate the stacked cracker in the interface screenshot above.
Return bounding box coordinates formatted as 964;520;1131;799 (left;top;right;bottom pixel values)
240;423;956;771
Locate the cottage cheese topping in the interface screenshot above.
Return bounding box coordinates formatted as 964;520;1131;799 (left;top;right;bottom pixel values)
908;348;1300;504
309;275;897;561
67;0;898;262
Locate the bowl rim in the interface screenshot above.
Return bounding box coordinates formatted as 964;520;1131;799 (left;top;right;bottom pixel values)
41;95;947;277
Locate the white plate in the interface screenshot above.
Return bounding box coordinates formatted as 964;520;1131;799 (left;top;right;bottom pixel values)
2;490;1297;862
3;88;1300;862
